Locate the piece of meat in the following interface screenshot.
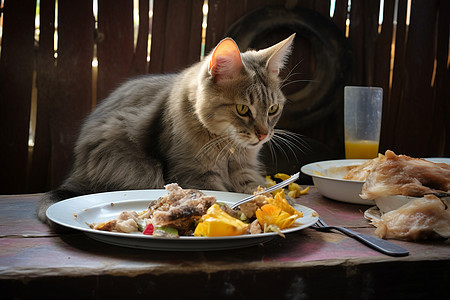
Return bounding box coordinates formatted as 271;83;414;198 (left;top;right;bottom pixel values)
370;195;450;240
95;210;139;233
343;155;383;181
149;183;216;233
360;150;450;199
249;219;262;234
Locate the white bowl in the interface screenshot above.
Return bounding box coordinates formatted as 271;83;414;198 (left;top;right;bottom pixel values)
301;159;373;205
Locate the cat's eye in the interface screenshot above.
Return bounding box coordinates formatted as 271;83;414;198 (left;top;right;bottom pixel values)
268;104;279;115
236;104;249;116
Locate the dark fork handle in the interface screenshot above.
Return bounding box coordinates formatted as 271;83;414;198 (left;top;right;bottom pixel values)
319;226;409;257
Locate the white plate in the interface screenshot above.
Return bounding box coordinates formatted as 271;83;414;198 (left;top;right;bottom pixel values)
47;189;318;251
301;159;372;205
301;157;450;206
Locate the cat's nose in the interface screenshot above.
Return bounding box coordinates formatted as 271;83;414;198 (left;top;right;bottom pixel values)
256;132;267;141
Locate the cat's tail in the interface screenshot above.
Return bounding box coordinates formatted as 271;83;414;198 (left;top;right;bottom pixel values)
37;187;82;224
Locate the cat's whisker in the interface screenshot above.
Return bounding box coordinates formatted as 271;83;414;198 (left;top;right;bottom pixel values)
234;144;249;169
281;60;304;84
281;79;316;90
264;141;279;169
275;131;310;153
268;136;294;163
268;129;312;165
195;135;231;160
275;129;312;152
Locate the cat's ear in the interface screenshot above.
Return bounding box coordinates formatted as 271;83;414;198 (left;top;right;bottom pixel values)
208;38;244;83
265;33;295;75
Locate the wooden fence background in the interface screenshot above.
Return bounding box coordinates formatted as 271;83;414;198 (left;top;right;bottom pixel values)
0;0;449;193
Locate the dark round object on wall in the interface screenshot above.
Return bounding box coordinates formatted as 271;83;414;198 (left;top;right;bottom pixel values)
225;5;353;131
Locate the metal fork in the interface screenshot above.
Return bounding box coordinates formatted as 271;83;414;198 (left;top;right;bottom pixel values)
230;172;300;209
311;217;409;257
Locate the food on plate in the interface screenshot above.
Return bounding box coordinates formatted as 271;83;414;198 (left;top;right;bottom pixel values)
194;204;249;237
266;173;309;198
359;150;450;199
143;183;216;233
92;183;305;238
350;150;450;241
255;190;303;232
370;194;450;241
94;211;141;233
94;183;215;234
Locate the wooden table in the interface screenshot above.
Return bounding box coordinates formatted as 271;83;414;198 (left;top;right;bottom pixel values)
1;188;449;299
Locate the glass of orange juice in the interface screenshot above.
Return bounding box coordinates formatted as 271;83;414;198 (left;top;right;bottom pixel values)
344;86;383;159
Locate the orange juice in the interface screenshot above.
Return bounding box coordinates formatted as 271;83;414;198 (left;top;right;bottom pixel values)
345;140;379;159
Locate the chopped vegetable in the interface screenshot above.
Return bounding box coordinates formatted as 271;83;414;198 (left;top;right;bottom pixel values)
137;219;147;232
194;204;249;237
153;226;179;238
271;173;309;198
266;176;283;196
274;173;290;181
256;190;302;230
288;183;310;198
142;223;154;235
142;223;179;238
264;224;286;238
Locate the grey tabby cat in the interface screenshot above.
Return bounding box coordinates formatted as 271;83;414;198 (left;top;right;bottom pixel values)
37;34;295;223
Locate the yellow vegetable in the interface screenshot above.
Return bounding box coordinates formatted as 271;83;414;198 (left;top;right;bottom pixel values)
266;175;276;187
274;173;290;181
273;173;309;198
256;204;298;230
194;204;249;237
256;190;302;230
288;183;310;198
268;190;303;218
266;175;282;195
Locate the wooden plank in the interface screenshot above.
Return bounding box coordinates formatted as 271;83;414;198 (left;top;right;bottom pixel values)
130;0;150;76
146;0;167;73
97;0;134;101
48;0;94;188
29;0;57;192
375;0;395;153
147;0;167;73
205;0;248;54
362;0;381;86
187;0;204;64
391;1;438;157
162;0;202;71
332;0;349;36
347;0;365;85
0;0;36;193
432;0;450;156
149;0;204;74
384;0;408;153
